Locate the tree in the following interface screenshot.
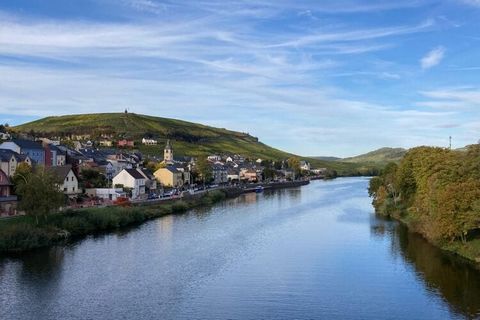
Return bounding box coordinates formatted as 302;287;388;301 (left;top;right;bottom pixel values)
12;162;33;187
80;168;107;188
15;167;65;224
195;157;212;186
155;162;167;171
287;157;301;179
144;161;157;172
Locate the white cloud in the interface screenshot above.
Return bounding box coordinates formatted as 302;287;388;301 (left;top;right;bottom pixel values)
459;0;480;7
420;46;446;70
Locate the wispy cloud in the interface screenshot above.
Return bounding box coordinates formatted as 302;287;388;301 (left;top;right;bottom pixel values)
0;1;478;156
420;46;446;69
458;0;480;7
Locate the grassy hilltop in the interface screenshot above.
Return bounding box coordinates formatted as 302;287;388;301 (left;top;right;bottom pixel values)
341;147;407;165
13;112;376;174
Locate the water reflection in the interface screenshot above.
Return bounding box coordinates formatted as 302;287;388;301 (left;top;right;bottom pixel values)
1;179;480;320
371;216;480;318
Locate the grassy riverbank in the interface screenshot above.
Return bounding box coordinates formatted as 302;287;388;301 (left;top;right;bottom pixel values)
0;190;226;254
369;146;480;266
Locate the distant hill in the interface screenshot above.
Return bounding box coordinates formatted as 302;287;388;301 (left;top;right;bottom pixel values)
310;156;342;162
341;147;407;165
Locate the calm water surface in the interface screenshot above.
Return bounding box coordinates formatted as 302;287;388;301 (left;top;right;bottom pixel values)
1;178;480;319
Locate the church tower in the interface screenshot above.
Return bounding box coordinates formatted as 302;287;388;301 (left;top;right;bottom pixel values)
163;139;173;164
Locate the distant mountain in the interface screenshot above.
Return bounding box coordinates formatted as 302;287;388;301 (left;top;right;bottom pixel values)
341;147;407;164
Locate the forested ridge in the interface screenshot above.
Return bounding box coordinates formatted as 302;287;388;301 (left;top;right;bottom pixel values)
369;145;480;262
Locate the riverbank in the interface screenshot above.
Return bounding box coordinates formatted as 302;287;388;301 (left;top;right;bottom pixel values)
393;213;480;267
0;190;227;254
368;146;480;267
0;180;309;254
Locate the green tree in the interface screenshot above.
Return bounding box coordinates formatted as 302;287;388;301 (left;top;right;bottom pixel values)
15;167;65;224
196;157;212;186
287;157;301;179
12;162;33;187
80;168;107;188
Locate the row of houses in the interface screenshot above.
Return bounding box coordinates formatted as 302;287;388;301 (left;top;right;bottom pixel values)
0;136;326;217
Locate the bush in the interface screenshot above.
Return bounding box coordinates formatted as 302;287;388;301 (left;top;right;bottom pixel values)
172;201;189;213
60;216;94;236
0;224;59;252
86;210;120;230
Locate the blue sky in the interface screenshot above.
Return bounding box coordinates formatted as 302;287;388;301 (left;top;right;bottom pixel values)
1;0;480;157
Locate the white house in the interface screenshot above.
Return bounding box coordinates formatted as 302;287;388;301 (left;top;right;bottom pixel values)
112;168;146;199
85;188;126;201
227;169;240;182
51;165;80;197
300;160;311;171
207;155;222;162
142;138;158;145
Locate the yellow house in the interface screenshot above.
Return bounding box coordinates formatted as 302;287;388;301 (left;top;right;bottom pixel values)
154;166;184;187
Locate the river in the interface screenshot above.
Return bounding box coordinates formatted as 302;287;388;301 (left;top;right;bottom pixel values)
1;178;480;319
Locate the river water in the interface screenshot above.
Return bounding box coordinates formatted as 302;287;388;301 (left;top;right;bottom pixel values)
1;178;480;320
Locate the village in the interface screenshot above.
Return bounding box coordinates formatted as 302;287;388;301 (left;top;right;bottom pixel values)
0;131;327;217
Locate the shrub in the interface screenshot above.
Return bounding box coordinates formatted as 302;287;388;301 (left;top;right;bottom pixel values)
60;216;94;236
0;224;59;252
172;201;189;213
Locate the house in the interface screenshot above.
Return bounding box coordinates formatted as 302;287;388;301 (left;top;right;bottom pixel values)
0;169;18;217
53;145;67;166
0;149;32;177
99;139;113;147
212;164;228;184
85;188;126;201
0;139;45;165
43;144;66;167
117;139;135;148
38;138;60;146
207;155;222;162
241;169;259;182
50;165;80;197
142;138;157;145
154;166;184;188
136;168;158;192
300;160;311;171
227;169;240;182
311;168;327;175
112;168;146;199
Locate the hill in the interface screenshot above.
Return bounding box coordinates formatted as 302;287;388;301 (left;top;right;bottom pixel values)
14;112;391;175
13;112;371;174
14;112;291;157
309;156;342;161
341;147;407;165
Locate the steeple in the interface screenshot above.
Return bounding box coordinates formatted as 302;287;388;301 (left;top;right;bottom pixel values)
163;139;173;163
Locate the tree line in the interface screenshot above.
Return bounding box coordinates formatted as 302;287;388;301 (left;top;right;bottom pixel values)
368;145;480;244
